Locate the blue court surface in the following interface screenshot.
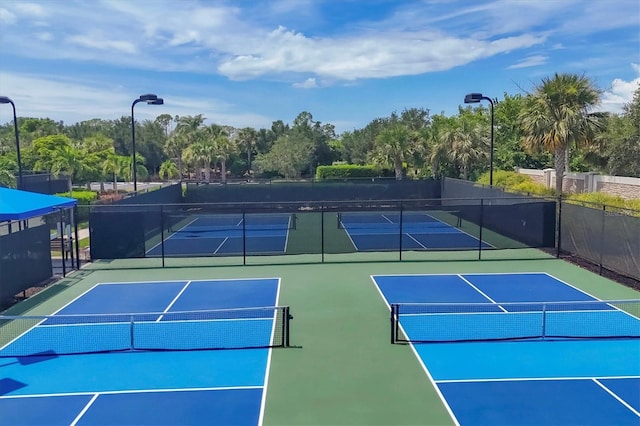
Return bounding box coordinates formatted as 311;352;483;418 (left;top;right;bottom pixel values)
147;214;294;257
0;278;285;426
339;212;491;251
372;272;640;425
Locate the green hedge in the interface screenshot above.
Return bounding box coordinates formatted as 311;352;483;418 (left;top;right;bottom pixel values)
55;190;98;223
315;164;380;179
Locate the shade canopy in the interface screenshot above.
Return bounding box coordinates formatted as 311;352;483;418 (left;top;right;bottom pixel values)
0;187;77;221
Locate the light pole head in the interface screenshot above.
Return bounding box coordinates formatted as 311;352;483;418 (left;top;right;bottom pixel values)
148;98;164;105
0;96;13;104
464;93;484;104
138;94;158;102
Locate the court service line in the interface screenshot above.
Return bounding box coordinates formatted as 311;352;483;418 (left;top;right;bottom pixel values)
457;275;507;313
593;379;640;417
70;393;99;426
157;281;192;322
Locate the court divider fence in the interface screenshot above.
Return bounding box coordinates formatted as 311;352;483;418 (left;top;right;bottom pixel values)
84;196;557;266
559;200;640;281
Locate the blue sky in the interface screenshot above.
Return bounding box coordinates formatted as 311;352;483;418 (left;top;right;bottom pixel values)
0;0;638;134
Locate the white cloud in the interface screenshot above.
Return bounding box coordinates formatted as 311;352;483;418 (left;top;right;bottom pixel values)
35;32;53;41
593;64;640;114
0;8;16;24
67;34;138;55
0;72;274;129
218;26;546;81
293;77;318;89
508;55;547;69
13;2;47;17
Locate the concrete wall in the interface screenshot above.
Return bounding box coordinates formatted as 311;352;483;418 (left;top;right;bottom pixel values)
517;169;640;199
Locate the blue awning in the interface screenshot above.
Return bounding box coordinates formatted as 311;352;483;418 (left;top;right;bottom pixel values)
0;187;77;221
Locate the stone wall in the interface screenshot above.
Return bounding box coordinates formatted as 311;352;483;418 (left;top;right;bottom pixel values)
516;169;640;199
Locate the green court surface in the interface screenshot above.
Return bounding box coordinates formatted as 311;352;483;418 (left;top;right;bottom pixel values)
3;250;639;425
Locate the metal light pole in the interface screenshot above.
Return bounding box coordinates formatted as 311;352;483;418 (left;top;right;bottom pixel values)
464;93;494;187
0;96;23;189
131;94;164;192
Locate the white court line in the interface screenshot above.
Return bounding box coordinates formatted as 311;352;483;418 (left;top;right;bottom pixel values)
457;275;507;312
157;281;192;322
435;375;640;383
0;385;264;399
369;275;460;426
213;237;229;254
258;277;283;426
593;378;640;417
70;393;99;426
381;214;394;223
405;233;427;249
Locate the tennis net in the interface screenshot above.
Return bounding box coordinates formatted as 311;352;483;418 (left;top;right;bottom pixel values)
390;300;640;343
0;306;292;357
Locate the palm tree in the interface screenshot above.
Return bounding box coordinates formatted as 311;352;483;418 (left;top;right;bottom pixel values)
373;123;413;180
165;134;188;179
50;145;87;197
237;127;258;174
159;159;179;180
440;117;488;180
214;134;237;183
183;140;216;181
520;73;602;194
102;151;127;192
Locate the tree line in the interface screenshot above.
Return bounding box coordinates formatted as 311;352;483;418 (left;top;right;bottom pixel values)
0;72;638;194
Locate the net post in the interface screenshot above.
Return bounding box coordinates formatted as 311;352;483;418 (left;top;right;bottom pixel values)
390;304;397;344
284;306;291;347
130;315;135;350
541;303;547;340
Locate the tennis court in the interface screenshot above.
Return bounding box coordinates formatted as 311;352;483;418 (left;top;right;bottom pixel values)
0;278;290;425
338;211;491;251
373;272;640;425
147;213;295;257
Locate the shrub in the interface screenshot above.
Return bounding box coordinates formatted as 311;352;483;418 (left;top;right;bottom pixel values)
315;164;380;179
55;190;98;223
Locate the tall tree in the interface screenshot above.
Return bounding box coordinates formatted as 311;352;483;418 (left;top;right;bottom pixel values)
237;127;258;174
373;123;414;180
520;73;602;193
440;112;488;180
158;159;180;180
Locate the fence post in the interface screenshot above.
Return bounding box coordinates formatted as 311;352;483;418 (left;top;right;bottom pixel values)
478;199;484;260
160;205;165;268
399;201;403;261
599;205;606;275
74;206;80;269
556;196;562;258
321;203;325;263
242;211;246;266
